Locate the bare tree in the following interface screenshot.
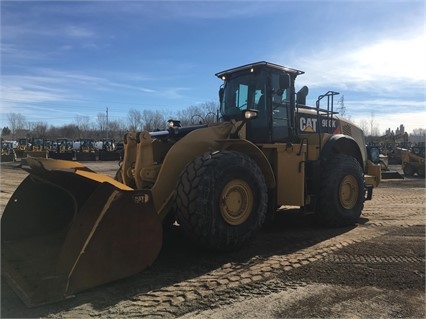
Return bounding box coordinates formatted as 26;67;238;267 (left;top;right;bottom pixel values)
358;119;369;136
58;124;79;139
47;125;60;139
369;112;380;136
75;115;91;138
199;101;219;123
175;101;219;126
96;112;107;136
7;112;26;138
411;128;426;137
32;121;49;137
128;108;143;131
107;120;127;141
142;110;166;131
1;127;11;138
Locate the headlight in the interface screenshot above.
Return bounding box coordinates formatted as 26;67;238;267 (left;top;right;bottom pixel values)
168;119;182;128
244;110;259;119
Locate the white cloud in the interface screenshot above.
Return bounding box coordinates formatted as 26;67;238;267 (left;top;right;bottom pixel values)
341;98;426;134
291;33;425;91
351;110;426;135
279;31;426;134
350;36;425;81
0;68;189;125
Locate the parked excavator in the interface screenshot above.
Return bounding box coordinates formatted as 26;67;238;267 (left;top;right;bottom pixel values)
1;61;381;307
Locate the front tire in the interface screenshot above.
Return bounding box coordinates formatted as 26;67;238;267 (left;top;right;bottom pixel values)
403;163;415;177
176;150;268;251
316;154;365;227
417;165;425;177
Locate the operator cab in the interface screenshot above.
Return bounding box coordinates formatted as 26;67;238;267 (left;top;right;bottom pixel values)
216;61;304;143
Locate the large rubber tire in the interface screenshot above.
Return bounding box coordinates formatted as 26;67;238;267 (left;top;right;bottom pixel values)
176;150;268;251
403;163;415;177
316;154;365;227
417;165;425;177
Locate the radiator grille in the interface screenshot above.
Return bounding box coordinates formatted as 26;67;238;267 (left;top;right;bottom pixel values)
342;124;352;136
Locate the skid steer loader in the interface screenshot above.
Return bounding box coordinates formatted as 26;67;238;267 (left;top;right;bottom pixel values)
1;61;381;307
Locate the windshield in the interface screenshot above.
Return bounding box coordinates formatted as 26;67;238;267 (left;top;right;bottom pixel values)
220;71;267;120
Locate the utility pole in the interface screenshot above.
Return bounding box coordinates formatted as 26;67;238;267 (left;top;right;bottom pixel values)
106;107;109;139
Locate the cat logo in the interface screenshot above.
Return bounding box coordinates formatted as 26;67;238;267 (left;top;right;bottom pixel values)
133;193;150;204
300;117;318;133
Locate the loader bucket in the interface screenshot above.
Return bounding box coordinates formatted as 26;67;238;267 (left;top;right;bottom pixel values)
381;170;404;179
1;158;162;307
48;151;74;160
75;151;97;161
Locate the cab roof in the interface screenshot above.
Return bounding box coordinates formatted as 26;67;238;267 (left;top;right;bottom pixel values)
215;61;304;79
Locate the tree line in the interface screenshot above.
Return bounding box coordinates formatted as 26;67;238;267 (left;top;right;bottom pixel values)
1;102;218;142
2;101;425;142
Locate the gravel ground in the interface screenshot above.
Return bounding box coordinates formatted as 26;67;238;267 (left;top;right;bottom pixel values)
0;161;424;318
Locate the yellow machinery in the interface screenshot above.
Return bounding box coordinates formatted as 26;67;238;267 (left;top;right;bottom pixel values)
98;139;121;161
13;137;49;159
48;138;74;160
1;61;381;306
401;145;425;177
1;141;15;162
13;138;31;159
75;139;97;161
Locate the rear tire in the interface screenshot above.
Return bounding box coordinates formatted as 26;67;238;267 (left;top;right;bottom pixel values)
403;163;415;176
316;154;364;227
417;165;425;177
176;150;268;251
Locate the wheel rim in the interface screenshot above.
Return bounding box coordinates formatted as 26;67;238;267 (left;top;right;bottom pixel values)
339;175;359;209
220;179;253;225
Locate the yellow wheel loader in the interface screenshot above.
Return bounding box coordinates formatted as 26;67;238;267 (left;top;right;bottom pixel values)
13;137;31;159
48;138;75;160
401;145;425;177
75;138;97;161
98;139;121;161
1;61;381;307
1;141;15;162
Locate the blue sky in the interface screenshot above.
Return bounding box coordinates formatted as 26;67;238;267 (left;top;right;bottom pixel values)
1;0;425;135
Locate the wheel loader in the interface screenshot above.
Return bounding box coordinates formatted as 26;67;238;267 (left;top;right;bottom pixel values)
13;137;31;159
74;138;97;161
401;145;425;177
1;61;381;307
1;141;15;162
48;138;75;160
98;139;121;161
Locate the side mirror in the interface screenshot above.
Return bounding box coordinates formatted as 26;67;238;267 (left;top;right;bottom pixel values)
279;74;290;89
219;87;224;103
